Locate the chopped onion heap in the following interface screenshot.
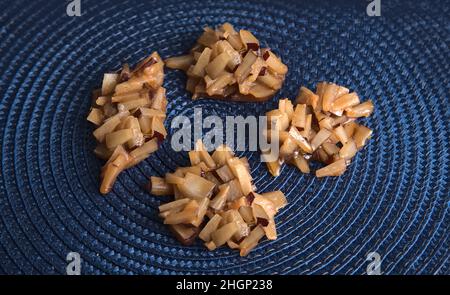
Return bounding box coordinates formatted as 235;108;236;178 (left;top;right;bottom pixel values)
150;141;288;256
264;82;374;177
87;52;168;194
165;23;288;102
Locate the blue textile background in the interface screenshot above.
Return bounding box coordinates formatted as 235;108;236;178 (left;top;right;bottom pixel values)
0;0;448;274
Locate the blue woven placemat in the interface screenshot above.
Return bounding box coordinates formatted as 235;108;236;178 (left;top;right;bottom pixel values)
0;0;448;274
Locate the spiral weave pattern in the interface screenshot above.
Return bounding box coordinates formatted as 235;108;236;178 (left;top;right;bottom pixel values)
0;0;448;274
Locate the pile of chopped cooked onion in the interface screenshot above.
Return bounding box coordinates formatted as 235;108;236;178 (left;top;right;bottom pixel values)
149;141;287;256
165;23;288;102
264;82;374;177
87;52;168;194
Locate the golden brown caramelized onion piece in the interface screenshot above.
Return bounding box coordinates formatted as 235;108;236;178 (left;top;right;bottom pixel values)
150;141;287;256
87;52;168;194
264;82;374;177
165;23;288;102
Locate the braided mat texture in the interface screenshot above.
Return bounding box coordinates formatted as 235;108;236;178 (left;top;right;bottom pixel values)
0;0;448;275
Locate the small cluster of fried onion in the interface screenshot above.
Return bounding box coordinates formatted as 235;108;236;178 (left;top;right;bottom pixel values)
149;141;287;256
165;23;288;102
87;52;168;194
263;82;374;177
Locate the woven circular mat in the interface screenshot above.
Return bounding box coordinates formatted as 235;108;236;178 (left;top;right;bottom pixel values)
0;0;448;274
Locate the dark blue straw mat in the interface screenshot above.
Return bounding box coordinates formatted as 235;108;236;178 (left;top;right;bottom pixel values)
0;0;448;275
